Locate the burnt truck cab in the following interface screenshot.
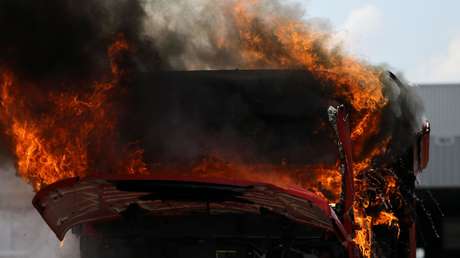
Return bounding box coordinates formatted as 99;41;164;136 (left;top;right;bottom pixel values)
31;70;430;258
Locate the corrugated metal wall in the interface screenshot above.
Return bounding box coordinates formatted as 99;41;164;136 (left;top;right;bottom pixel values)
414;84;460;187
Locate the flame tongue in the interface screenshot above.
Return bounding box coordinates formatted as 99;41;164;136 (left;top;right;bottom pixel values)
228;2;397;254
228;0;390;169
0;36;142;189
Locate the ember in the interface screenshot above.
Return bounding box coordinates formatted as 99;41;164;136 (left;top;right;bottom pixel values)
0;0;426;257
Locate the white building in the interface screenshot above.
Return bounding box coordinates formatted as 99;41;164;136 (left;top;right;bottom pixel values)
0;165;79;258
415;84;460;187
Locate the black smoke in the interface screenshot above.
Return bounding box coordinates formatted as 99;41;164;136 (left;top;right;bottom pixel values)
0;0;425;168
0;0;162;84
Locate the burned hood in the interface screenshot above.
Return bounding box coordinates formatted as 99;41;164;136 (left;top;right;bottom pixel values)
32;175;345;241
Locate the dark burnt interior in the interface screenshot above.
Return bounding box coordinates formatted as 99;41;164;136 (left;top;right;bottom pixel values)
122;70;339;166
78;213;344;258
67;178;345;258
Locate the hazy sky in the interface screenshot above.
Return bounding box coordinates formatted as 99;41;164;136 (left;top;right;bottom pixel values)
302;0;460;83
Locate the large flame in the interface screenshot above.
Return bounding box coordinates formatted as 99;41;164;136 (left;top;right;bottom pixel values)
0;36;148;189
227;1;397;255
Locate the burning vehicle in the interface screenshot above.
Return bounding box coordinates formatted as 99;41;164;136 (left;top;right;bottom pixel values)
0;0;430;257
23;70;429;258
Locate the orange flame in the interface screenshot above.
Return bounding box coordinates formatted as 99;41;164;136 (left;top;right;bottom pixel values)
227;1;395;256
0;36;147;190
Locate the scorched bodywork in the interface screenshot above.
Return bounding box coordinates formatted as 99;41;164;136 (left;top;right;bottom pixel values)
33;176;350;258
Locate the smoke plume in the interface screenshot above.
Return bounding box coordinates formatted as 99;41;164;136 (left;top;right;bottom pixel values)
0;0;426;189
0;0;426;192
